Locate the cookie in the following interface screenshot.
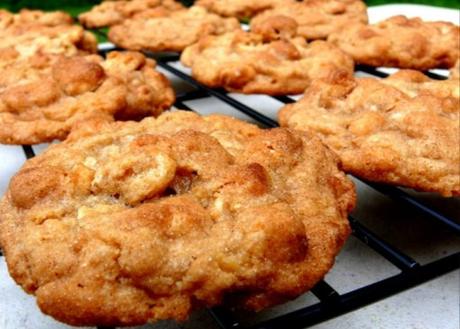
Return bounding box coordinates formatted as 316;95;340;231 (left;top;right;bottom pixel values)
79;0;185;29
181;16;354;95
279;70;460;196
0;9;73;29
328;15;460;70
195;0;285;19
108;6;241;52
251;0;368;40
0;51;175;144
0;110;355;326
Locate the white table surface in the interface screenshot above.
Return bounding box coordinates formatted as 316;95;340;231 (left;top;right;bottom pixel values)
1;4;459;329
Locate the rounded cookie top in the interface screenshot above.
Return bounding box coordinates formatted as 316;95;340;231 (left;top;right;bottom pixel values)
79;0;185;29
251;0;368;40
279;71;460;196
108;6;241;52
328;15;460;70
195;0;286;19
0;9;73;29
181;16;354;95
0;110;355;326
0;51;174;144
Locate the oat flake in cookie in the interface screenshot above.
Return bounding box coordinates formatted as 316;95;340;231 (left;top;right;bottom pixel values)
328;15;460;70
0;111;355;326
181;16;354;95
279;71;460;196
0;51;175;145
195;0;286;19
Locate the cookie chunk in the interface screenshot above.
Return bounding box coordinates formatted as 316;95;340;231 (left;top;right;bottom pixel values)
181;16;354;95
195;0;285;19
279;71;460;196
79;0;184;28
108;6;240;52
328;15;460;70
251;0;368;40
0;110;355;326
0;51;175;144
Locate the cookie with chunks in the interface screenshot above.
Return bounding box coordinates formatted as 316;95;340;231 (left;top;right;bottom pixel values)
181;16;354;95
0;51;174;144
79;0;184;29
0;9;73;28
328;15;460;70
279;71;460;196
0;110;355;326
251;0;368;40
195;0;285;19
108;6;241;52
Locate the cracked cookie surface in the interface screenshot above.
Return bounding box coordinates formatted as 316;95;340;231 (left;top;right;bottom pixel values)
328;15;460;70
0;51;174;144
0;111;355;326
279;70;460;196
251;0;368;40
108;6;241;52
181;16;354;95
79;0;185;28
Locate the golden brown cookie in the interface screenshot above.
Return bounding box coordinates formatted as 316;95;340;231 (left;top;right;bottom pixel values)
0;110;355;326
279;71;460;196
108;6;241;52
79;0;185;28
195;0;286;19
181;16;354;95
251;0;368;40
0;51;174;145
0;9;73;28
328;15;460;70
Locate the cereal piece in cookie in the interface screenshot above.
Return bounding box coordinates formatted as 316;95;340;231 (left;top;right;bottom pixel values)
279;71;460;196
79;0;184;29
195;0;286;19
0;51;174;145
251;0;368;40
328;15;460;70
108;6;241;52
0;110;354;326
181;16;354;95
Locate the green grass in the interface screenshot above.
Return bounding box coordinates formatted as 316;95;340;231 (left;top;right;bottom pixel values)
0;0;459;14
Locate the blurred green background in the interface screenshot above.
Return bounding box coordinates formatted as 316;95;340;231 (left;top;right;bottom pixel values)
0;0;459;15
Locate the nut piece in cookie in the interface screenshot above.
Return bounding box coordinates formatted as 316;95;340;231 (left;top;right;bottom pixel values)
0;110;355;326
251;0;368;40
279;71;460;196
108;6;241;52
0;51;175;145
181;16;354;95
328;15;460;70
79;0;185;29
195;0;286;19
